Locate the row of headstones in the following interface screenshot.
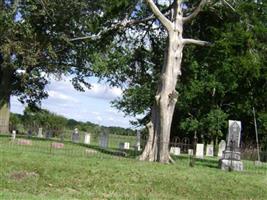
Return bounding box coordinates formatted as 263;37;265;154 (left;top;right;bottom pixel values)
170;140;226;158
11;129;142;151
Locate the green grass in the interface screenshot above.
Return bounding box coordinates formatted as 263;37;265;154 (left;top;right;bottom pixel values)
0;137;267;200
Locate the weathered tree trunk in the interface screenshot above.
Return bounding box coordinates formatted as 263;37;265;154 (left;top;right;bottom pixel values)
140;0;209;163
0;65;12;133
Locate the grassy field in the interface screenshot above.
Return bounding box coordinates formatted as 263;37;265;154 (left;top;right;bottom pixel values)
0;137;267;200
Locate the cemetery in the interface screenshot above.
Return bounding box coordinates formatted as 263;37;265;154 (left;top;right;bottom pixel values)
1;0;267;199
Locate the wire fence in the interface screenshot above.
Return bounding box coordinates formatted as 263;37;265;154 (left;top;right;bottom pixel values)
1;132;267;175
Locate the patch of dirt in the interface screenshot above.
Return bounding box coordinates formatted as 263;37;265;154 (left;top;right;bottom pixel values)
9;171;39;181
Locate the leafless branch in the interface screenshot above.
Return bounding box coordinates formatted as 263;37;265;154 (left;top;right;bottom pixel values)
183;0;208;23
145;0;172;30
221;0;236;12
182;38;211;46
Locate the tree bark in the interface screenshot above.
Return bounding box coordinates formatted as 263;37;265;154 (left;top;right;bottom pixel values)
0;65;12;133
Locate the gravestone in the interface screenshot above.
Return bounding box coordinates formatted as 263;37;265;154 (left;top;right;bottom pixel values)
188;149;194;156
12;130;16;140
37;128;43;138
60;133;64;142
17;139;32;146
206;144;214;157
71;128;80;143
84;133;91;145
119;142;130;150
136;130;141;151
217;140;226;158
51;142;64;149
170;147;181;156
196;143;204;159
219;120;243;171
99;130;109;148
45;131;51;139
27;130;32;138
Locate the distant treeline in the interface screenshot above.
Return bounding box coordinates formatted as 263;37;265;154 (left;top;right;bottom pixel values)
10;107;135;136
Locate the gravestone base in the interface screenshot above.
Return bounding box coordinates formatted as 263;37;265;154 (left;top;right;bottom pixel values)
219;159;244;171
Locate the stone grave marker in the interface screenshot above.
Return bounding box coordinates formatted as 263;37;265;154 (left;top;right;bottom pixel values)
99;130;109;148
188;149;194;156
60;133;64;142
119;142;130;150
45;131;51;139
196;143;204;159
51;142;64;149
12;130;16;140
27;130;33;138
124;142;130;150
136;130;141;151
206;144;214;157
17;139;32;146
170;147;181;156
84;133;91;145
37;128;43;138
217;140;226;157
220;120;243;171
71;128;80;143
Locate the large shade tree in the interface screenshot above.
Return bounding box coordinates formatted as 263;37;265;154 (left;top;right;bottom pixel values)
70;0;218;163
0;0;95;133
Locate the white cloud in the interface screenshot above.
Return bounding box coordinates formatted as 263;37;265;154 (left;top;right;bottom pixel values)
48;90;79;103
87;83;122;100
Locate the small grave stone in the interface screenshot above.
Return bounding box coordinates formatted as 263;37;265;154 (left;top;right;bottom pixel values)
37;128;43;138
196;143;204;159
45;131;51;139
27;130;32;138
124;142;130;150
85;149;97;155
119;142;124;149
17;139;32;146
51;142;64;149
136;130;141;151
206;144;214;157
84;133;91;145
188;149;194;156
219;120;243;171
217;140;226;158
99;130;109;148
170;147;181;156
60;133;64;142
71;128;80;143
12;130;16;140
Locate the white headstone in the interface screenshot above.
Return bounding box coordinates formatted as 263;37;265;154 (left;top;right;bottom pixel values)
37;128;43;138
119;142;130;150
12;130;16;140
136;131;141;151
124;142;130;150
188;149;194;156
196;143;204;159
217;140;226;157
170;147;181;156
84;133;91;144
206;144;214;157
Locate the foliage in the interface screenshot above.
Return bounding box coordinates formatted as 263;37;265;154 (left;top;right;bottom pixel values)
10;107;135;136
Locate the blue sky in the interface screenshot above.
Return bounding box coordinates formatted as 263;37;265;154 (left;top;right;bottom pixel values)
11;76;138;128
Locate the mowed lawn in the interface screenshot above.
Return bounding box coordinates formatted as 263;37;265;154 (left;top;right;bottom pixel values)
0;139;267;200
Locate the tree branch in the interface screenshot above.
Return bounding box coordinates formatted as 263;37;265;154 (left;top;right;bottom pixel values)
145;0;172;30
182;38;211;46
183;0;208;23
69;15;156;42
